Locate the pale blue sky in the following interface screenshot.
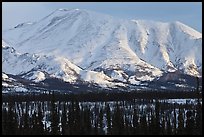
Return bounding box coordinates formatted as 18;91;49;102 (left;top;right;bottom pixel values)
2;2;202;32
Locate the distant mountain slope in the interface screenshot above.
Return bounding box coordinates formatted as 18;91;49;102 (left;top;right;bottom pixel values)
2;40;125;88
2;9;202;91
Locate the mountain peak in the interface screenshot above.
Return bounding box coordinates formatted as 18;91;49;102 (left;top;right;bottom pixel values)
57;8;80;11
3;9;202;83
49;8;114;20
52;8;88;14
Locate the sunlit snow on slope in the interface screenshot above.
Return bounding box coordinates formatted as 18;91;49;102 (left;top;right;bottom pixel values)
25;71;46;82
2;9;202;90
3;9;201;78
128;76;140;85
2;73;9;80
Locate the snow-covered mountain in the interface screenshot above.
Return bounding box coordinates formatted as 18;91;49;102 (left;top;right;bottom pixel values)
2;40;126;89
2;9;202;92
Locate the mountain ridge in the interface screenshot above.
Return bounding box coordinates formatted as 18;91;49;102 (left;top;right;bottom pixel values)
2;9;202;92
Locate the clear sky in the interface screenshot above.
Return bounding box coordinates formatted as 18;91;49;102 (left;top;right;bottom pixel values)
2;2;202;32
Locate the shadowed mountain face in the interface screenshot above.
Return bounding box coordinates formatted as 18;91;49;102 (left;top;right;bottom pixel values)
2;9;202;92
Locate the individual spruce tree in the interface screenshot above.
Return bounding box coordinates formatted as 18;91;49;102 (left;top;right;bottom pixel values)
185;110;195;135
112;103;124;135
139;114;148;135
32;111;39;134
133;109;139;134
177;108;184;135
195;101;202;135
37;104;44;135
2;108;8;135
147;109;152;135
22;110;29;134
79;104;87;135
94;104;99;135
61;103;68;135
155;100;161;134
173;104;177;135
7;102;18;135
161;112;166;135
111;103;119;135
68;101;75;135
85;105;93;135
149;110;156;135
21;102;32;135
72;100;81;135
195;75;201;135
124;113;131;135
50;92;59;135
98;107;104;135
166;113;172;135
105;103;112;135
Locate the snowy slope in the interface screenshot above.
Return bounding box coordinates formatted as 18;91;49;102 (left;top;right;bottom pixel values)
2;40;80;82
2;9;202;89
2;40;126;88
129;20;202;76
2;72;29;93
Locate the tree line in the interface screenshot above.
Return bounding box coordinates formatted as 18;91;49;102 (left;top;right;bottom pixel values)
2;97;202;135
